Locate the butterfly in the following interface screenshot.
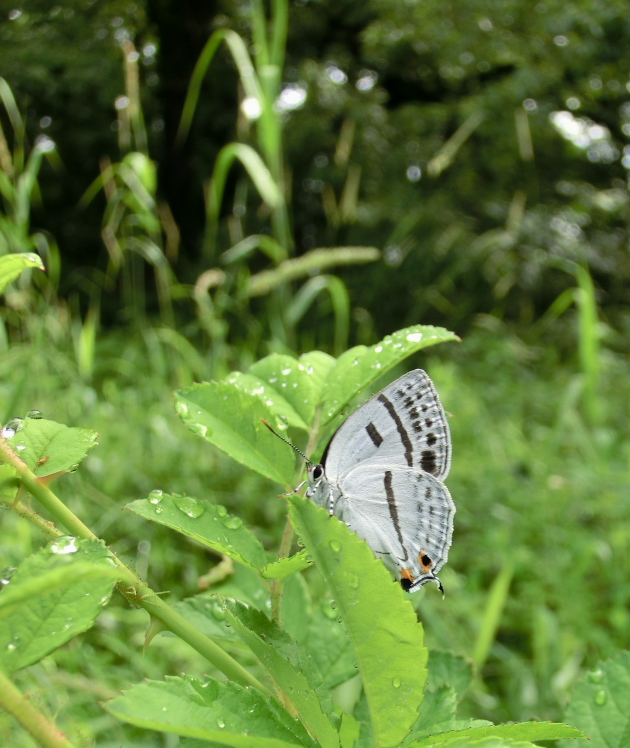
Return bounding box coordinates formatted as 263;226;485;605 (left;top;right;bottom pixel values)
265;369;455;593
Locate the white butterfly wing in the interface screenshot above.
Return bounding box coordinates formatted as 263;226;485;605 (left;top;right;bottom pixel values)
322;369;451;483
335;463;455;589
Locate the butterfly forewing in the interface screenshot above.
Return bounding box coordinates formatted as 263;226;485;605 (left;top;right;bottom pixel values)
323;369;451;481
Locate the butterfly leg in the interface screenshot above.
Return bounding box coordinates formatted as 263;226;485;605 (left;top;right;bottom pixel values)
328;487;335;515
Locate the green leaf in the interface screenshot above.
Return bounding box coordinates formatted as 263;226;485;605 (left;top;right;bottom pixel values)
416;739;537;748
560;651;630;748
105;675;316;747
127;493;268;573
289;495;428;748
427;650;474;701
2;417;98;477
0;464;19;502
0;251;45;294
175;381;296;486
408;722;586;747
0;538;117;672
223;599;340;748
262;550;312;580
404;686;458;744
248;353;321;428
303;603;357;689
320;325;459;428
225;370;310;430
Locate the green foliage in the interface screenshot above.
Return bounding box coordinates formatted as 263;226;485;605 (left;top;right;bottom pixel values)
0;325;594;748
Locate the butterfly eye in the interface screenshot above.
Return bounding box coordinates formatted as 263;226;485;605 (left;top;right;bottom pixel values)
311;465;323;481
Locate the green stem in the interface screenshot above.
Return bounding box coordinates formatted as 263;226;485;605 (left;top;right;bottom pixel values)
270;516;295;624
0;669;77;748
0;437;271;696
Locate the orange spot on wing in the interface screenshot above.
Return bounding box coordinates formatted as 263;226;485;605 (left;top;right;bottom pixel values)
400;568;415;582
418;551;433;574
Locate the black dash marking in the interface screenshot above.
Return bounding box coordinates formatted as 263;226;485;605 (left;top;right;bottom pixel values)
426;433;437;447
404;396;414;408
412;421;423;434
409;407;419;419
429;505;435;516
365;422;383;448
421;449;438;475
384;470;408;561
379;394;413;466
425;418;434;427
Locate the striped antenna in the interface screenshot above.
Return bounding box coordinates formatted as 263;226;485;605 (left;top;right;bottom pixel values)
260;419;311;465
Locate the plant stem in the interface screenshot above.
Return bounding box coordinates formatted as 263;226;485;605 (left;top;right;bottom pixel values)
0;437;271;696
0;669;77;748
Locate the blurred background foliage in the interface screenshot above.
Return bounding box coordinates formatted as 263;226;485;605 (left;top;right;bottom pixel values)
1;0;629;745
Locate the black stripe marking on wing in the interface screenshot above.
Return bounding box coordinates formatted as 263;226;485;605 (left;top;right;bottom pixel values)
365;422;383;448
384;470;408;561
378;393;413;467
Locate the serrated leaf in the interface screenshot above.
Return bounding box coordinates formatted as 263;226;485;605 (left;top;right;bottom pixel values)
127;493;267;573
223;599;340;748
2;418;98;477
427;650;474;701
105;675;316;747
320;325;458;428
175;381;296;486
0;252;45;294
0;538;117;672
560;651;630;748
225;370;309;430
303;603;357;689
419;739;536;748
404;686;458;744
408;721;586;747
261;551;312;580
289;495;428;748
248;353;321;428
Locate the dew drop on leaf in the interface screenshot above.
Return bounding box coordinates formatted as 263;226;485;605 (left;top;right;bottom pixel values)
216;505;228;518
148;490;163;504
173;495;205;518
2;418;24;438
175;401;189;417
329;540;342;552
588;669;604;683
50;536;78;555
222;515;242;530
392;677;402;689
26;410;43;419
406;332;423;343
594;689;607;706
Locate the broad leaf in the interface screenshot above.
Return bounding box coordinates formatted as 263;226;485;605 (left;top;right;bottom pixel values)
320;325;458;427
303;604;357;689
175;381;295;486
0;538;117;672
127;493;267;573
247;353;321;428
223;599;340;748
105;675;317;747
0;252;45;294
404;686;458;743
225;370;310;430
427;650;474;701
2;417;98;477
408;722;586;747
289;495;428;748
560;652;630;748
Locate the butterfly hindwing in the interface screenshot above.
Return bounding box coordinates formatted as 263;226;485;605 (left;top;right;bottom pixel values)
322;369;451;482
335;463;455;588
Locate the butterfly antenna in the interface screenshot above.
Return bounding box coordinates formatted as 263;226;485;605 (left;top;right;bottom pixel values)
260;419;312;465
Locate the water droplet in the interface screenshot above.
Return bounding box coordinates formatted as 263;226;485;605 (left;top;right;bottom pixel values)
281;367;292;375
16;445;25;450
6;635;21;651
348;573;359;588
392;677;402;689
1;567;16;587
51;536;78;555
406;332;423;343
329;540;342;552
216;505;228;518
268;377;277;383
2;418;24;438
26;410;43;419
222;515;243;530
155;507;163;514
588;669;604;683
173;495;205;518
175;401;189;417
188;422;208;438
211;604;226;621
148;490;163;504
594;689;607;706
162;706;168;712
374;345;383;353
